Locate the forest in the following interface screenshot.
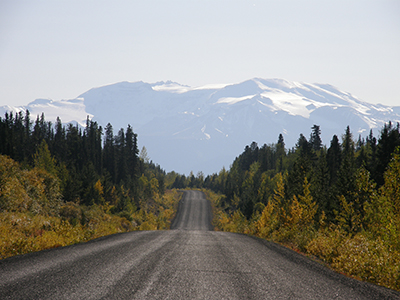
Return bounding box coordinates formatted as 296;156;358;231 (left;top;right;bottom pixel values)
198;123;400;291
0;111;181;259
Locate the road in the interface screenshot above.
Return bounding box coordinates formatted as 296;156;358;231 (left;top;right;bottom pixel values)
0;190;398;299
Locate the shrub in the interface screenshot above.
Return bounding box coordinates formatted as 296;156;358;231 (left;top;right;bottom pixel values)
332;233;400;290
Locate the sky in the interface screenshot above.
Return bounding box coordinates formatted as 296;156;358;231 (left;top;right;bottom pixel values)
0;0;399;107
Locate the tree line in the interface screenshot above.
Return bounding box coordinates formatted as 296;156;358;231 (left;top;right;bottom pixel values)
201;123;400;223
0;110;165;213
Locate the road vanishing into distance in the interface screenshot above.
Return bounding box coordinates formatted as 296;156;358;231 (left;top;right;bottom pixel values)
1;190;399;299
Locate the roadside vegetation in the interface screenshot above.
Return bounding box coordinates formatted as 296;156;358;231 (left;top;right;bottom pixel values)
199;123;400;291
0;111;181;259
0;156;181;259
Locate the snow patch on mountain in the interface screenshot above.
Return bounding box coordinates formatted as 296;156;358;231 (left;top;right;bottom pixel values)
194;83;231;90
151;81;191;94
217;94;256;105
0;98;91;126
260;91;311;118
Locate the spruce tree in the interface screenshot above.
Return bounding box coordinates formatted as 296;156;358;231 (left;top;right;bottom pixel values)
103;123;116;182
310;125;322;152
115;128;127;183
125;125;139;180
374;122;400;185
276;134;285;171
337;126;356;205
54;117;67;163
327;135;341;187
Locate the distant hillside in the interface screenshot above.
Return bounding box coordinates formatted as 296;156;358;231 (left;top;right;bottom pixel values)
2;78;399;175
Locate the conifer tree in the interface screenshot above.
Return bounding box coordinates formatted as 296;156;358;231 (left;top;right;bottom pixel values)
103;123;116;182
310;148;330;219
22;110;32;160
310;124;322;151
276;134;285;171
53;117;66;163
115;128;127;183
125;124;139;180
327;134;341;186
337;126;356;204
240;161;260;219
286;134;312;198
374;122;400;185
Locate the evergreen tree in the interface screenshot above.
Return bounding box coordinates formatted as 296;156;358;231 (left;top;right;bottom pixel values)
310;125;322;152
326;135;341;187
259;144;275;173
125;124;139;180
276;134;285;171
337;126;356;205
286;134;312;198
115;128;127;183
83;117;102;174
310;148;330;221
3;112;14;157
240;161;260;219
103;123;116;182
374;122;400;185
53;117;67;163
366;129;377;173
12;111;25;161
66;123;83;170
296;134;312;158
23;110;32;146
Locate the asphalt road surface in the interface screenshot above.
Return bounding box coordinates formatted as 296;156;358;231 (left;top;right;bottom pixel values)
1;190;399;299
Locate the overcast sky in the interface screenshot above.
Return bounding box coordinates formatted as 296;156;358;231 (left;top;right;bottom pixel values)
0;0;399;107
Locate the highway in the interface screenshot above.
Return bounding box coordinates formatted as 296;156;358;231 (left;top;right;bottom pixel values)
0;190;398;299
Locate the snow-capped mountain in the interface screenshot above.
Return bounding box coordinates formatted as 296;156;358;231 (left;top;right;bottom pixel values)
2;78;399;175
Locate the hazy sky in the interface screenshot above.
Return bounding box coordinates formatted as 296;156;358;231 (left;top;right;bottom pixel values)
0;0;399;107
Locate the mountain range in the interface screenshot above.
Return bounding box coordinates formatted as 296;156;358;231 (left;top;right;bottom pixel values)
1;78;399;175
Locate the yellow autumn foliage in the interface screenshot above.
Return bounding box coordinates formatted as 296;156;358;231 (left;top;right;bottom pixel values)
206;154;400;291
0;155;182;260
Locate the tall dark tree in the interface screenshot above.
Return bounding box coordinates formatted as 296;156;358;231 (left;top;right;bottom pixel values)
337;126;356;204
66;123;83;170
115;128;127;183
374;122;400;186
259;144;275;173
296;133;312;158
286;134;313;198
366;129;377;173
53;117;67;163
103;123;116;182
276;134;285;171
83;117;102;174
239;142;259;171
310;125;322;152
32;113;51;150
125;124;139;180
327;135;341;187
3;112;14;157
310;148;331;220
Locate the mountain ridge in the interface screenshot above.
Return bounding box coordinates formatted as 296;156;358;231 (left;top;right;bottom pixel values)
1;78;399;175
